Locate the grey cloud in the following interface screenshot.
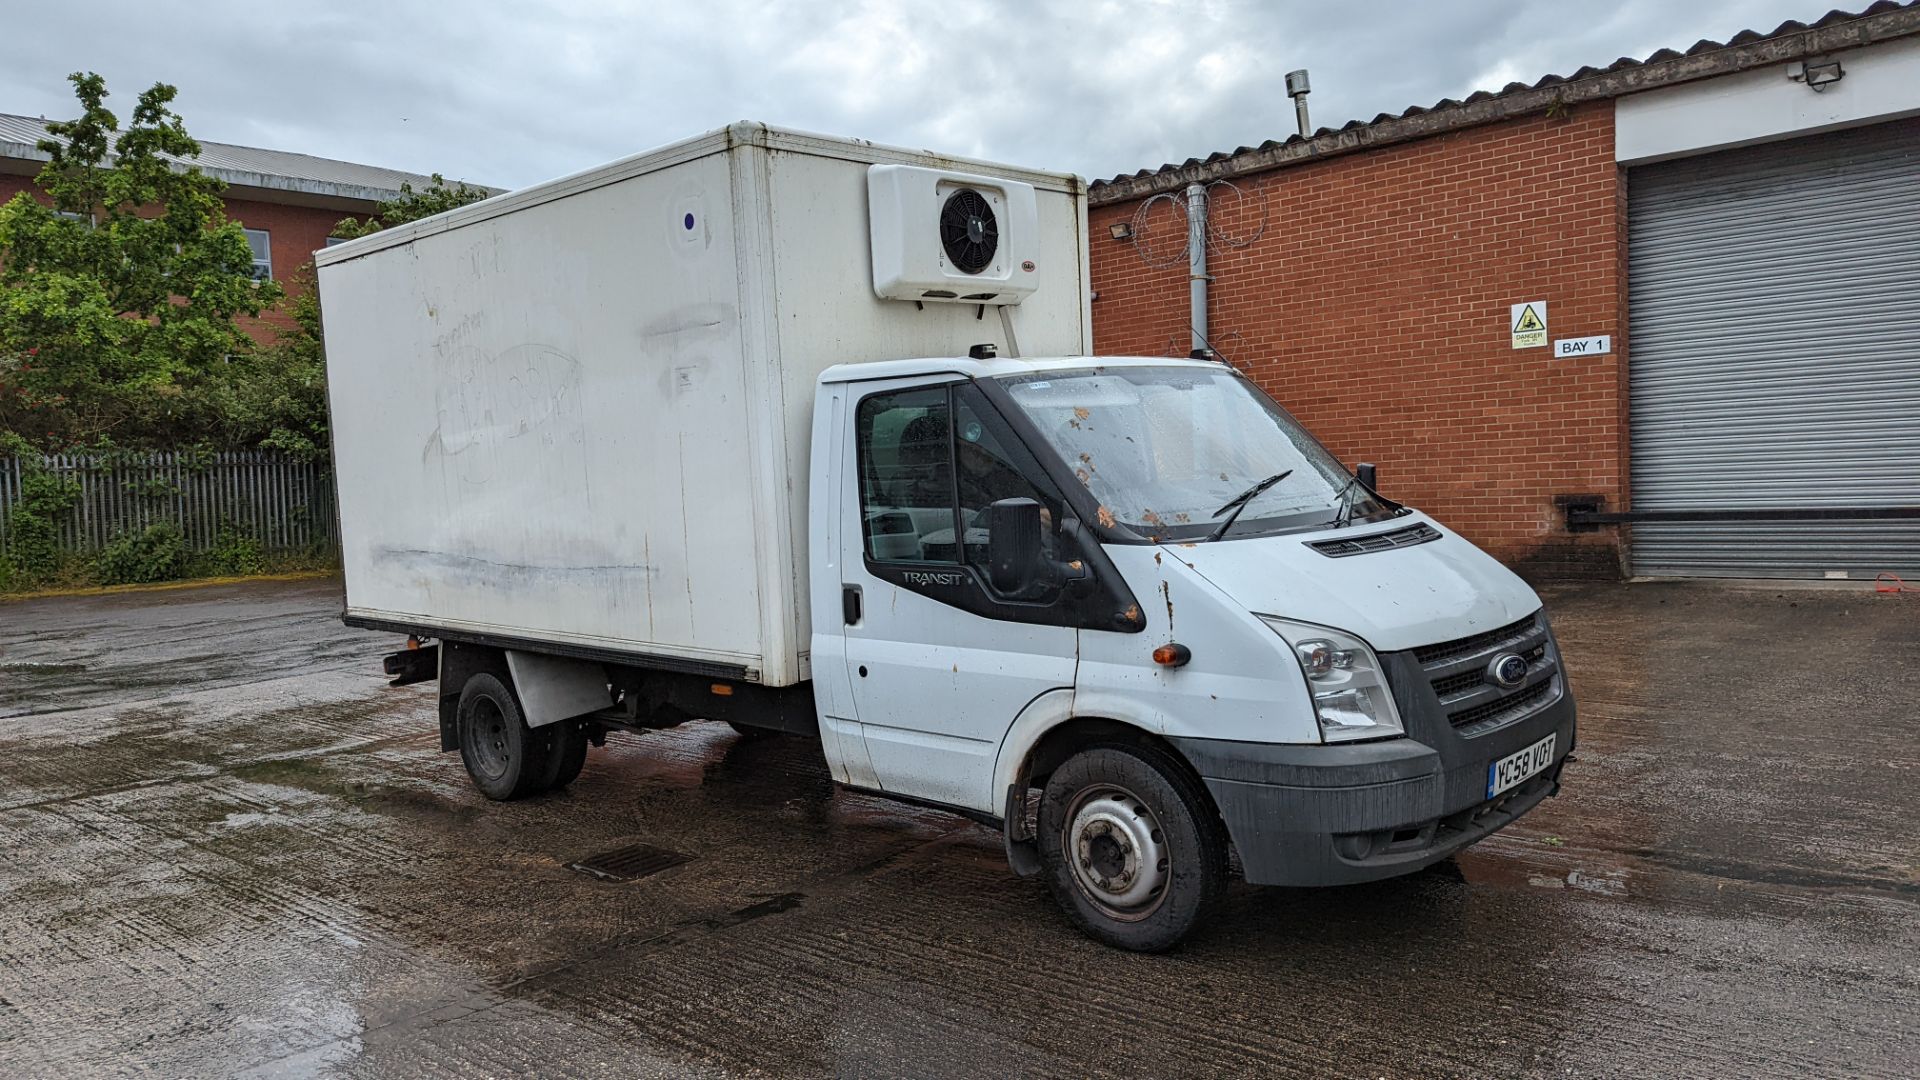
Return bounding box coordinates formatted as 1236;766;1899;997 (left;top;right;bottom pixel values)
0;0;1829;189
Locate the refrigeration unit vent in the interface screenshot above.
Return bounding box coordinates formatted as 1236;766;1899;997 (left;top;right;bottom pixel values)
869;164;1040;305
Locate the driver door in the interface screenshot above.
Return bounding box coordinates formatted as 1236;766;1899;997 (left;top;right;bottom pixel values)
836;377;1077;814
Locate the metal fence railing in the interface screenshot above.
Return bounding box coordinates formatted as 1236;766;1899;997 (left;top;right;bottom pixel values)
0;451;337;556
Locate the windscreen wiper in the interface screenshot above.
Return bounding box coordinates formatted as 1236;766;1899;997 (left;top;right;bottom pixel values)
1325;470;1401;529
1326;475;1361;530
1207;470;1293;542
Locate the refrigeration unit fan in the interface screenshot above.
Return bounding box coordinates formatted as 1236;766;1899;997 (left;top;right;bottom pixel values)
939;188;999;274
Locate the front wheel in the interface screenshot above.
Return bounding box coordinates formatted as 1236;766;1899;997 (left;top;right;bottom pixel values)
1037;743;1226;952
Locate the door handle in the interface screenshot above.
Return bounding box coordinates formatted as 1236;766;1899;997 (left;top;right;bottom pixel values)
842;584;862;625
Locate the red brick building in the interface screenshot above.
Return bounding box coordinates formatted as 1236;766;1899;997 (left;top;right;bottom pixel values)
0;114;493;339
1089;3;1920;581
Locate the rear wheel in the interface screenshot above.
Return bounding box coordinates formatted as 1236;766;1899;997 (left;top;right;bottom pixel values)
542;720;591;790
1037;742;1226;952
456;672;551;800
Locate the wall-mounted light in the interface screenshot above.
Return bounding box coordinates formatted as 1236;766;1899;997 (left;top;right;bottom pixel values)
1108;220;1134;241
1789;59;1845;92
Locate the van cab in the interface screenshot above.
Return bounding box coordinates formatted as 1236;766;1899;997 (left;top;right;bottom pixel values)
810;354;1574;950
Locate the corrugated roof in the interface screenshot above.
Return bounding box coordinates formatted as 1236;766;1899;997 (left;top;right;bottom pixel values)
0;112;498;206
1089;0;1920;203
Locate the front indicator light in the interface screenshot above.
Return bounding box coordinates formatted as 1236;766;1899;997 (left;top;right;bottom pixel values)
1152;643;1192;667
1293;639;1355;678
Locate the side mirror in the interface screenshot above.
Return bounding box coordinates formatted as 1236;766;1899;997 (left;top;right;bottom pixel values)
1356;462;1378;491
987;498;1044;597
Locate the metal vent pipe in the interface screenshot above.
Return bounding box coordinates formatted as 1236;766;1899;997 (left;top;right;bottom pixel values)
1286;69;1312;137
1186;181;1208;354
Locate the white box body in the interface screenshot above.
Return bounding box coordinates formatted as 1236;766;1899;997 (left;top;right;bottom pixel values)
316;123;1090;687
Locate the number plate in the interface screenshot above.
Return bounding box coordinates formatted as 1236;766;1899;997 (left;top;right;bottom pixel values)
1487;733;1556;799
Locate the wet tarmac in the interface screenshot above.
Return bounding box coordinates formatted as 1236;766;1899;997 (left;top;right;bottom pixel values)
1;577;1916;1077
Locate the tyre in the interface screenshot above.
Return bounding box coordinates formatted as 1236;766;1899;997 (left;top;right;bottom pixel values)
726;720;776;739
1037;742;1226;952
456;672;552;800
542;720;591;790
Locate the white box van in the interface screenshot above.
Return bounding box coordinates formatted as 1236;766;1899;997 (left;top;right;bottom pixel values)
318;123;1575;951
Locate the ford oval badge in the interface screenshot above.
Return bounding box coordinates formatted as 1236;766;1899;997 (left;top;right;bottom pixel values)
1488;653;1529;689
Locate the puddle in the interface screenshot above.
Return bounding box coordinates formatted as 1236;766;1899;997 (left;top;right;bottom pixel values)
1457;844;1637;900
0;662;90;675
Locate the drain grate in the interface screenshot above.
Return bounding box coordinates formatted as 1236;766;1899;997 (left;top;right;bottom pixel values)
566;842;692;882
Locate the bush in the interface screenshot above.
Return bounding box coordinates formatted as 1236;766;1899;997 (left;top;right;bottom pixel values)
96;522;188;585
4;505;64;579
2;439;81;585
195;526;266;577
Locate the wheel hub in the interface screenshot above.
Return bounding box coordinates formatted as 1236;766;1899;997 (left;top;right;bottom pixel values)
469;699;511;781
1068;789;1168;914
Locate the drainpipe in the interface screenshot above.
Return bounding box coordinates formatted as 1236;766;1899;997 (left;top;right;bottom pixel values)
1186;181;1208;355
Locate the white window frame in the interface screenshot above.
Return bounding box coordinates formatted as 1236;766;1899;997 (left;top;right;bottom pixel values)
243;227;273;281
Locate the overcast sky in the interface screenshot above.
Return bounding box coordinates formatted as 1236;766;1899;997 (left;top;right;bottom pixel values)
1;0;1832;189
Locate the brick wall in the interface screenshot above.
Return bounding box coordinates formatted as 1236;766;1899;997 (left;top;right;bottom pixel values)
0;173;37;203
0;172;353;344
1089;103;1627;580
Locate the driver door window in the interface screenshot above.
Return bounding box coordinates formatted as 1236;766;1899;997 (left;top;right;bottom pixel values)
849;379;1139;632
856;386;959;564
856;383;1063;573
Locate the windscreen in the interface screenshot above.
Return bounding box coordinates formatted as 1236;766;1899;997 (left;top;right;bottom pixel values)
999;366;1370;540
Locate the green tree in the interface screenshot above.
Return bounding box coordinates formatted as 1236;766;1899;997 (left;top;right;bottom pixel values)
0;72;281;448
206;261;333;458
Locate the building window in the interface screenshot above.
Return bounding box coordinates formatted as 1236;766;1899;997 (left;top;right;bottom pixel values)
243;228;273;281
323;236;351;247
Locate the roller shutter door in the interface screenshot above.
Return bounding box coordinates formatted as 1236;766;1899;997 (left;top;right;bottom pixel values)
1627;119;1920;579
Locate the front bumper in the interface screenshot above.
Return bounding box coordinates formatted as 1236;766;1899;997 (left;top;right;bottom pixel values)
1171;690;1575;887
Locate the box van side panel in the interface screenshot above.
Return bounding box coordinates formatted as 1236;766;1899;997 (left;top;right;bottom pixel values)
320;150;768;673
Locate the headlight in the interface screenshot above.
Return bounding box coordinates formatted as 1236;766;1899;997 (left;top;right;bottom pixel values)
1260;616;1405;743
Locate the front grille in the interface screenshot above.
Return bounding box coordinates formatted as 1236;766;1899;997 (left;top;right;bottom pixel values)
1406;612;1559;738
1307;522;1442;558
1448;676;1559;733
1413;614;1538;666
1430;643;1547;700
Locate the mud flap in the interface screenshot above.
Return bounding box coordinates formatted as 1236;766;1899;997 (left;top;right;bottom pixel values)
1003;782;1043;878
503;650;614;728
436;641;508;751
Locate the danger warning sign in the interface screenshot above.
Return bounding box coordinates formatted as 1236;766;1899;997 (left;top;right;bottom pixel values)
1510;301;1548;349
